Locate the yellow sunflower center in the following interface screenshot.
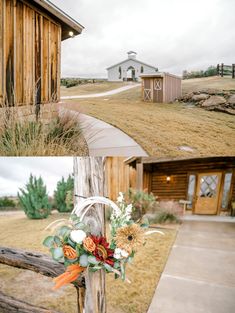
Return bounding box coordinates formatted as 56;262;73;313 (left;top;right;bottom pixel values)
97;244;108;260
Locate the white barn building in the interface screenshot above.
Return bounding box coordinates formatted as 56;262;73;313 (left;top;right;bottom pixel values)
107;51;158;82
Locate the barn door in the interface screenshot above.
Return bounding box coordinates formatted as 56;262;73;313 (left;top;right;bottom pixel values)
194;172;222;215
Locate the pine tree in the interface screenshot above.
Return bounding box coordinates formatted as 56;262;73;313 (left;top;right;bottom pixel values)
54;175;74;212
18;174;51;219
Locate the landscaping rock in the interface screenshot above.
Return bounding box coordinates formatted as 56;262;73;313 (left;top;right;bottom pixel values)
213;107;235;115
180;92;194;102
192;94;209;101
228;94;235;105
201;96;227;107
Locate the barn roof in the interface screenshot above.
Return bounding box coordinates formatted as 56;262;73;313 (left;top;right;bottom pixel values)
106;57;158;71
27;0;84;40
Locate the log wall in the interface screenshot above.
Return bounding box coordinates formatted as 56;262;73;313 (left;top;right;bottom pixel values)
0;0;61;107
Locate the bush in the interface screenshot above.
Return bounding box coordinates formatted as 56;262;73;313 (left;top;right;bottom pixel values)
125;189;156;220
54;175;74;212
18;174;51;219
0;197;16;208
146;201;182;224
183;66;217;79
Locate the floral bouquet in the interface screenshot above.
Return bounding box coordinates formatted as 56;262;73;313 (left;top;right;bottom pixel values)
43;193;162;289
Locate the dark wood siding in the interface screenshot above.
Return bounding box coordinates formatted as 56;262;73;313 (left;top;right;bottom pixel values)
148;157;235;204
0;0;61;107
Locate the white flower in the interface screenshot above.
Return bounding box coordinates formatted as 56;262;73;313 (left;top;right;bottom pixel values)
125;204;133;215
117;192;124;203
70;229;86;244
114;247;129;259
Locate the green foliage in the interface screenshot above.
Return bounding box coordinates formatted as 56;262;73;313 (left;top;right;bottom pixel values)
125;188;156;219
18;174;51;219
54;175;74;212
0;197;16;208
183;66;217;79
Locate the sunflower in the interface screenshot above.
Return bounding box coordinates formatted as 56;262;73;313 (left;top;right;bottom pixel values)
91;235;115;266
115;224;144;254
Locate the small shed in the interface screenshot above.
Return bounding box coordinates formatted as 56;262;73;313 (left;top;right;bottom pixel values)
0;0;84;107
141;72;182;103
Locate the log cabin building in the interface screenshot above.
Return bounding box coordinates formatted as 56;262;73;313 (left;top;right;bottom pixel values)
0;0;83;107
106;157;235;216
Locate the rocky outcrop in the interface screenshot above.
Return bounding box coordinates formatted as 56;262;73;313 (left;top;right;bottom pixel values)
180;89;235;115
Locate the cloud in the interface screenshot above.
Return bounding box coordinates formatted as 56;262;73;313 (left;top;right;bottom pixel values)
0;157;73;196
51;0;235;76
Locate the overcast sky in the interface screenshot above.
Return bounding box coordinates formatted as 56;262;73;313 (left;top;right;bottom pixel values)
0;158;73;197
51;0;235;77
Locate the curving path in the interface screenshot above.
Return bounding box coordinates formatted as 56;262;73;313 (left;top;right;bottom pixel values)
61;83;140;100
59;106;148;157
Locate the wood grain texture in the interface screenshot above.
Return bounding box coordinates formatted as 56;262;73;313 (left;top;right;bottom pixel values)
0;0;61;107
74;157;106;313
0;291;61;313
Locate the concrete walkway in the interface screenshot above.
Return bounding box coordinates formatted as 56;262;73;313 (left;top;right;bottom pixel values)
59;107;147;156
148;220;235;313
61;83;140;100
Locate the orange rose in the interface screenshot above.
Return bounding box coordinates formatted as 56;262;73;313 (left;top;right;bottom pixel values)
63;245;77;259
83;237;96;252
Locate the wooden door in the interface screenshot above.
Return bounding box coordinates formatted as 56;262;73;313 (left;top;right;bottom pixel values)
194;172;222;215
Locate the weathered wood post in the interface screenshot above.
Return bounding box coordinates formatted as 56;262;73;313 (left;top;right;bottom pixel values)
221;63;224;77
232;64;235;79
217;64;220;76
73;157;106;313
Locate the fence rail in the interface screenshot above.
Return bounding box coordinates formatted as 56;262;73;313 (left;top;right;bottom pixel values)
0;246;85;313
217;63;235;78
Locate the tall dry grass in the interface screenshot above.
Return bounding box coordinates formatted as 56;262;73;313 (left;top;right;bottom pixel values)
0;104;88;156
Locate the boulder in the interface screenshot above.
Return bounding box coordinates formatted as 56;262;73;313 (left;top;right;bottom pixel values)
180;92;194;102
201;95;227;107
228;94;235;105
192;93;209;101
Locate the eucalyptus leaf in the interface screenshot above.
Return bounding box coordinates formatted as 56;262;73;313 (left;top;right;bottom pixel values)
79;254;88;267
104;263;113;272
43;236;54;248
54;236;62;246
88;255;99;265
52;247;64;261
58;226;71;238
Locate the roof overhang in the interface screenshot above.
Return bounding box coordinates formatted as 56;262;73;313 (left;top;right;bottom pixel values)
140;72;182;79
25;0;84;40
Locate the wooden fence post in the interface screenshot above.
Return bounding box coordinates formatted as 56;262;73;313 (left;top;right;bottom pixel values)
232;64;235;79
217;64;220;76
221;63;224;77
73;157;106;313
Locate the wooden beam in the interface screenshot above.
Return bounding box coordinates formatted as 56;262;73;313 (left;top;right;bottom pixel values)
0;246;84;287
0;291;61;313
74;157;106;313
136;161;143;190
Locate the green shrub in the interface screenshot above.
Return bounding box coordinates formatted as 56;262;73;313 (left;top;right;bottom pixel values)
183;66;217;79
148;211;180;224
0;197;16;208
18;174;51;219
125;188;156;220
54;175;74;212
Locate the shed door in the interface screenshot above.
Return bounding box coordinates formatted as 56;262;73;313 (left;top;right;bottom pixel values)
143;78;152;101
194;173;222;215
153;78;163;102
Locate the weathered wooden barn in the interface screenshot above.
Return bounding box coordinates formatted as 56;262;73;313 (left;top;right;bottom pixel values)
106;157;235;216
0;0;83;107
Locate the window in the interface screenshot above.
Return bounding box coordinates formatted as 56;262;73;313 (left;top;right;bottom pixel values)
141;66;144;73
221;173;232;209
118;66;122;79
187;175;196;209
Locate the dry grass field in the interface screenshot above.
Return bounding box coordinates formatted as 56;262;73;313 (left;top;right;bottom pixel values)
0;212;176;313
62;76;235;157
